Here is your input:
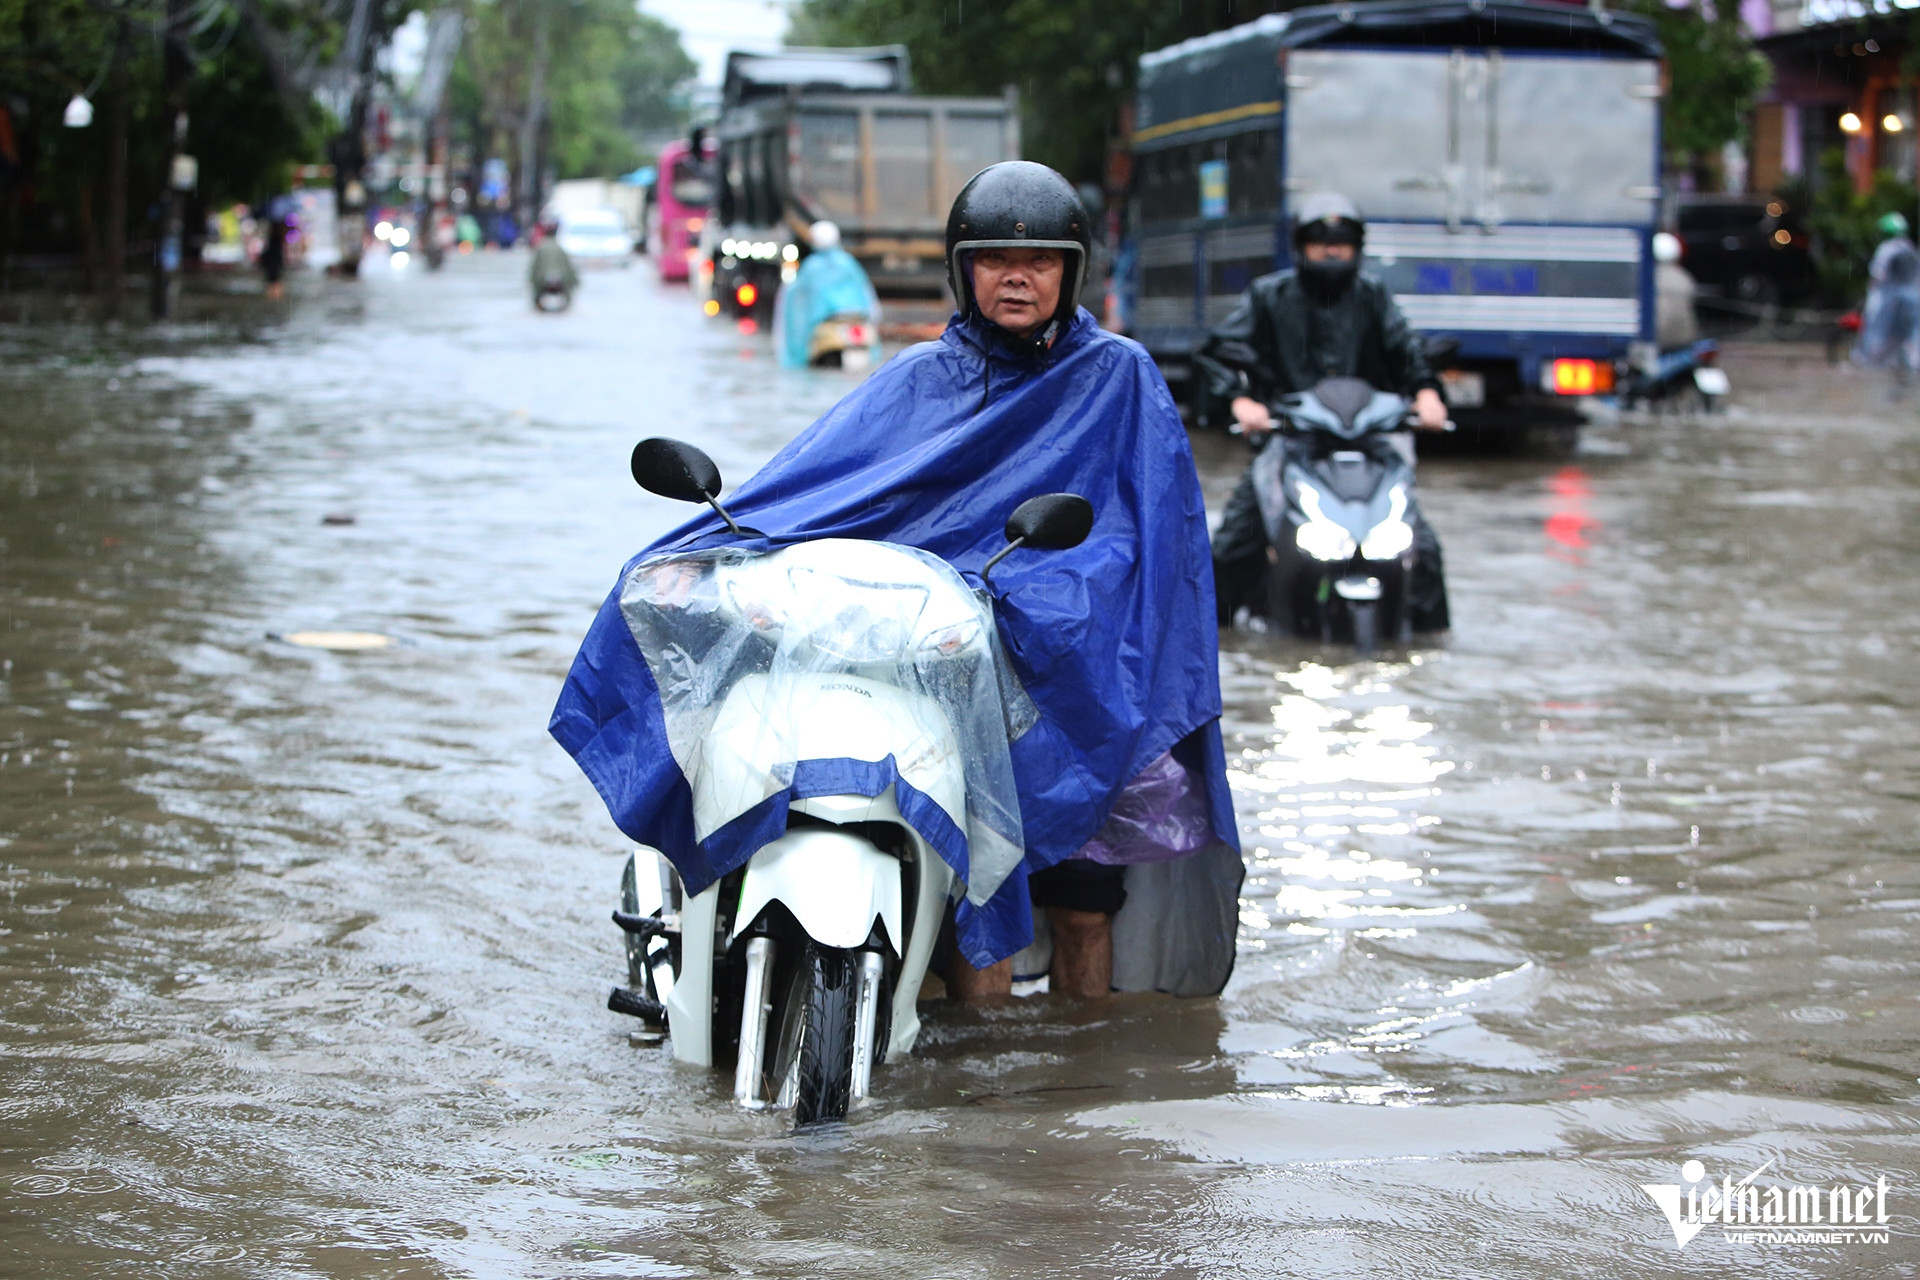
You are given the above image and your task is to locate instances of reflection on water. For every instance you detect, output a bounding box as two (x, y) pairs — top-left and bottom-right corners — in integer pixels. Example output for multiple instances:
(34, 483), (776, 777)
(3, 270), (1918, 1277)
(1544, 465), (1599, 559)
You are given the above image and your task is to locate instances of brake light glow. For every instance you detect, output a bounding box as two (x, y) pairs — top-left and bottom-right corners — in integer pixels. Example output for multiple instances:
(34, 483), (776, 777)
(736, 282), (758, 308)
(1550, 358), (1615, 396)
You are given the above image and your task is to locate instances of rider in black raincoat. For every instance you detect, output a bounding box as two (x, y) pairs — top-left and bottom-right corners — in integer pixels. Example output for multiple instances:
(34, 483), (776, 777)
(1196, 193), (1451, 632)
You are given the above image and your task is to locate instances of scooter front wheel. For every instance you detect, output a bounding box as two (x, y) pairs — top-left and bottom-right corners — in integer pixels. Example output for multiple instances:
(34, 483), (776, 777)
(1348, 601), (1378, 654)
(766, 941), (858, 1126)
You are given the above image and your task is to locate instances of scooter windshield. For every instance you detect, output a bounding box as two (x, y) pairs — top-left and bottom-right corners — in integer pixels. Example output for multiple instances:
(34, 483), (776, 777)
(617, 539), (1028, 908)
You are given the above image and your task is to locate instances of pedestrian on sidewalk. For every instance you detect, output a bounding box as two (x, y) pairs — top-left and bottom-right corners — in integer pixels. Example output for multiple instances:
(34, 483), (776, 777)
(259, 202), (288, 302)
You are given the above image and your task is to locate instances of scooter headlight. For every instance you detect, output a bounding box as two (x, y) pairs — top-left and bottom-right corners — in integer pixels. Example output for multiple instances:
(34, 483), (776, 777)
(1360, 484), (1414, 560)
(1294, 483), (1358, 562)
(812, 609), (914, 664)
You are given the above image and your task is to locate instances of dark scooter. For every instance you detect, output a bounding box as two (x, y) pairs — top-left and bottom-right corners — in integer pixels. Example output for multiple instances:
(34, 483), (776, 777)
(1246, 376), (1447, 653)
(1622, 339), (1727, 411)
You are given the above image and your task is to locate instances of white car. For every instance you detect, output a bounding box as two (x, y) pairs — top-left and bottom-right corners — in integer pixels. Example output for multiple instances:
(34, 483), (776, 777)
(553, 208), (634, 265)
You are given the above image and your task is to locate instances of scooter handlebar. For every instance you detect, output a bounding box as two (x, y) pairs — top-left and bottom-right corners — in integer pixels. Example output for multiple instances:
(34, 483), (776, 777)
(1228, 409), (1454, 438)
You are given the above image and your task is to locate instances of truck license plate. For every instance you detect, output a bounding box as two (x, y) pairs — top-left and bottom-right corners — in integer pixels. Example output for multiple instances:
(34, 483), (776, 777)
(1440, 370), (1485, 408)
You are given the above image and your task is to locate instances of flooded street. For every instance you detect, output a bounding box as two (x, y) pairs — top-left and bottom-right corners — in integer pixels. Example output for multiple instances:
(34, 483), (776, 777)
(4, 254), (1918, 1277)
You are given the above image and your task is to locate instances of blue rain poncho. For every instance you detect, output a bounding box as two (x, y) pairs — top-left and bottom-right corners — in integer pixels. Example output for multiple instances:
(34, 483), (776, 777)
(551, 308), (1240, 972)
(775, 246), (880, 369)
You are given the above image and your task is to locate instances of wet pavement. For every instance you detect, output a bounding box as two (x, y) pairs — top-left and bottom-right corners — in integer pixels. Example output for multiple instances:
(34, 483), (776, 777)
(3, 253), (1918, 1277)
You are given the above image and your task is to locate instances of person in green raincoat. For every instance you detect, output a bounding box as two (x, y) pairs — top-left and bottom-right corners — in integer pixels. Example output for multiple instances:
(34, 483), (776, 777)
(529, 216), (579, 309)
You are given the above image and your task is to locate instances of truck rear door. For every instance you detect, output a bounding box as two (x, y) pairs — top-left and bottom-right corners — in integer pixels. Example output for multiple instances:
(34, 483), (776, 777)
(1286, 48), (1659, 339)
(790, 99), (1016, 295)
(1284, 50), (1459, 224)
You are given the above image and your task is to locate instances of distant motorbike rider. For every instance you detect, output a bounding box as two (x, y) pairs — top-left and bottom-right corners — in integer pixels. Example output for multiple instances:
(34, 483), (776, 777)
(1653, 231), (1699, 351)
(529, 216), (578, 308)
(1858, 210), (1920, 384)
(775, 220), (881, 368)
(1195, 192), (1451, 632)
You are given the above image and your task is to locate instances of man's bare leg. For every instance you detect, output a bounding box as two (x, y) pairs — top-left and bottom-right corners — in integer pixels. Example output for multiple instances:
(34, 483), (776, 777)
(947, 955), (1012, 1003)
(1046, 907), (1112, 998)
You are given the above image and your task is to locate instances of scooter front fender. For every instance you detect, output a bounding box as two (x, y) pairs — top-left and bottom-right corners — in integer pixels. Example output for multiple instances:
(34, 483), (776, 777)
(663, 829), (905, 1069)
(735, 827), (904, 953)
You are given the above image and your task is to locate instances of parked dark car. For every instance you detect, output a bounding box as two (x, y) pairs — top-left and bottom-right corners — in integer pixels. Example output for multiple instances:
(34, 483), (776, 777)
(1673, 194), (1814, 307)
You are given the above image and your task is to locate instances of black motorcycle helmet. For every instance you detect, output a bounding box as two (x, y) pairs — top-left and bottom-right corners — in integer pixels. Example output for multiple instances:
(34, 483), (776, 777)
(945, 161), (1091, 332)
(1291, 191), (1365, 300)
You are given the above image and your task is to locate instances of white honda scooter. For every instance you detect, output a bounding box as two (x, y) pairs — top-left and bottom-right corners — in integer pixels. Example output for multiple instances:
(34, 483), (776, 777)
(605, 438), (1090, 1126)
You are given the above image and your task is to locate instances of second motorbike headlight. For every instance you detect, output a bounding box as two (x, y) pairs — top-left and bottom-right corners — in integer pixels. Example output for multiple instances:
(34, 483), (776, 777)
(1294, 483), (1358, 562)
(1360, 485), (1414, 560)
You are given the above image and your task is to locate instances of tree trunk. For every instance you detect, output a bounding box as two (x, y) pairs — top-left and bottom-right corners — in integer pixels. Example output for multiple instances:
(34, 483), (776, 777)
(152, 0), (192, 320)
(102, 13), (132, 321)
(516, 0), (552, 229)
(330, 0), (377, 277)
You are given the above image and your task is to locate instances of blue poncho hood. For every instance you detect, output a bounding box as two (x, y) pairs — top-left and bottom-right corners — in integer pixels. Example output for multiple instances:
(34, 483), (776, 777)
(551, 307), (1238, 965)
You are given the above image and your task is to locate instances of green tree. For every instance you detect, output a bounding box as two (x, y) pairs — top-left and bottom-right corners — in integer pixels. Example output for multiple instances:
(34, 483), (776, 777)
(1625, 0), (1771, 180)
(1783, 149), (1918, 302)
(0, 0), (399, 292)
(452, 0), (694, 216)
(548, 6), (697, 177)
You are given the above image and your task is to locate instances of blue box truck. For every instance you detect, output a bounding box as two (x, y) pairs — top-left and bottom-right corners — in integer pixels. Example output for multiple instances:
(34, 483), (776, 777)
(1128, 0), (1664, 425)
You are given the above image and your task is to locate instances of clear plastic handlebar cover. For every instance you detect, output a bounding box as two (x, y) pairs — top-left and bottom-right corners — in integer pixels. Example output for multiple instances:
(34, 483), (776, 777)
(617, 539), (1027, 907)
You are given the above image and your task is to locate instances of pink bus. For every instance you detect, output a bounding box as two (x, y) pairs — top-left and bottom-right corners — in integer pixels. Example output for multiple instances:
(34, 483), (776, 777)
(647, 136), (715, 282)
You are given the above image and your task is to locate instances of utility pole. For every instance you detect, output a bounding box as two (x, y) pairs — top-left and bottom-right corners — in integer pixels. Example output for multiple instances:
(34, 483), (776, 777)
(151, 0), (192, 320)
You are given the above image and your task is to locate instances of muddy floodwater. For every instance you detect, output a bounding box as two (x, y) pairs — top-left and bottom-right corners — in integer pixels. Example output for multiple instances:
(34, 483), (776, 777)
(3, 254), (1918, 1278)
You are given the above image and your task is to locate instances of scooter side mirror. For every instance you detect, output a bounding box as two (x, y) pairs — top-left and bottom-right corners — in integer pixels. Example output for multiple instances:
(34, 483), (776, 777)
(1004, 493), (1094, 551)
(631, 438), (722, 503)
(630, 437), (748, 537)
(981, 493), (1094, 588)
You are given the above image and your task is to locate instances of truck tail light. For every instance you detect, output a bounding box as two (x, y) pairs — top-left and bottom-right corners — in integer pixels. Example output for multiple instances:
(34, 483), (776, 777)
(1550, 358), (1615, 396)
(736, 282), (758, 308)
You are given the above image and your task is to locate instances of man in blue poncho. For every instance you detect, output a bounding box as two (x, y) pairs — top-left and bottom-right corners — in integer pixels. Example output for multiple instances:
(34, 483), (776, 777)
(551, 162), (1242, 1002)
